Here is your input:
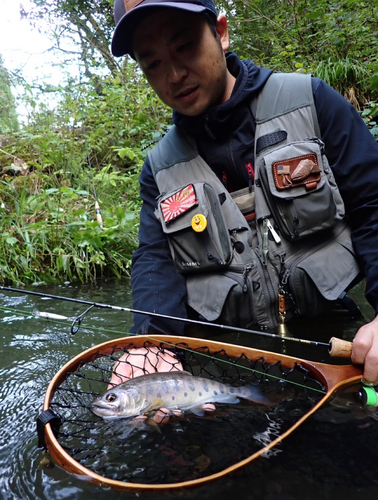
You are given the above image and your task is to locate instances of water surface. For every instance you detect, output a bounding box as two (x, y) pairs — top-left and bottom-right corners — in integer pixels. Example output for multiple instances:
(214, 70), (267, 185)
(0, 279), (377, 499)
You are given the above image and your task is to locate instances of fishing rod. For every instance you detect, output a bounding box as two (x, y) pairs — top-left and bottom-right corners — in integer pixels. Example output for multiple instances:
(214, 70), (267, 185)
(78, 79), (103, 230)
(83, 124), (103, 229)
(0, 285), (353, 357)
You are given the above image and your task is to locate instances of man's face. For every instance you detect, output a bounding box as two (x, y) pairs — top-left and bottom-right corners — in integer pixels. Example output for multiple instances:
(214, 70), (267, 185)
(133, 10), (234, 116)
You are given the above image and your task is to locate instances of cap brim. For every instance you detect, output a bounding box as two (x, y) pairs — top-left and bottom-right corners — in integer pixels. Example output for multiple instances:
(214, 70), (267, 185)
(111, 2), (206, 58)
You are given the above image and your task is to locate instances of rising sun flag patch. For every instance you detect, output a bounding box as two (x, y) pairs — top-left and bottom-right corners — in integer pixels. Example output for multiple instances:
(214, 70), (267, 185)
(161, 184), (198, 223)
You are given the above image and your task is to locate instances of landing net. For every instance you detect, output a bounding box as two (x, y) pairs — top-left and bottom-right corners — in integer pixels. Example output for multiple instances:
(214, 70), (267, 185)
(41, 335), (358, 491)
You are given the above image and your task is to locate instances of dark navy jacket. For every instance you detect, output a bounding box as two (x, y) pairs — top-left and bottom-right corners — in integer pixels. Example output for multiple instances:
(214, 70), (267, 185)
(130, 52), (378, 334)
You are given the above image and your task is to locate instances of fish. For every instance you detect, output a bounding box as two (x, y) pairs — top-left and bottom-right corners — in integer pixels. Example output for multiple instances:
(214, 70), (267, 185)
(91, 370), (269, 420)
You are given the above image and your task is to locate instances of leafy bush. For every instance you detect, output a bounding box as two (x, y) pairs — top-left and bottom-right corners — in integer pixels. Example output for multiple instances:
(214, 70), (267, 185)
(1, 0), (378, 283)
(0, 69), (172, 284)
(360, 101), (378, 142)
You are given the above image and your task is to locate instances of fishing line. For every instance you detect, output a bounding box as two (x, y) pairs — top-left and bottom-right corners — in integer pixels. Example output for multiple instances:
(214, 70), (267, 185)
(0, 286), (356, 395)
(3, 304), (318, 390)
(0, 293), (331, 394)
(40, 333), (362, 491)
(0, 286), (331, 349)
(140, 338), (328, 395)
(0, 305), (130, 337)
(0, 301), (326, 395)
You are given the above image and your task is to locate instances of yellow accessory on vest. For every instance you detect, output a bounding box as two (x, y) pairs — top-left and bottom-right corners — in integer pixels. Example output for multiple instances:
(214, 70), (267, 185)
(191, 214), (207, 232)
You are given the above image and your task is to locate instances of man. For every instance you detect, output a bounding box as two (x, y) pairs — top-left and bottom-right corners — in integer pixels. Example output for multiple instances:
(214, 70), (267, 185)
(111, 0), (378, 384)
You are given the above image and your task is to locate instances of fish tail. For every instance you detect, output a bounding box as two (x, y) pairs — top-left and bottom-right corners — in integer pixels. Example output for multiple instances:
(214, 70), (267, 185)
(239, 384), (271, 406)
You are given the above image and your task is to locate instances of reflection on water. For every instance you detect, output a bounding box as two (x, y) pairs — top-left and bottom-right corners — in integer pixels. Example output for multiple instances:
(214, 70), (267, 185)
(0, 279), (378, 500)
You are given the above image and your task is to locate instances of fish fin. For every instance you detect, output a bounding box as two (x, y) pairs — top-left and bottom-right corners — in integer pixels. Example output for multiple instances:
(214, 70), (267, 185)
(188, 405), (206, 417)
(241, 385), (271, 406)
(144, 398), (164, 413)
(188, 402), (221, 416)
(218, 396), (240, 405)
(145, 418), (162, 433)
(189, 398), (241, 415)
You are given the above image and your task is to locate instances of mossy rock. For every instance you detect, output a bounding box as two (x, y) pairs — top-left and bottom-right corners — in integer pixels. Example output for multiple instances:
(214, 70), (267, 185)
(10, 173), (46, 195)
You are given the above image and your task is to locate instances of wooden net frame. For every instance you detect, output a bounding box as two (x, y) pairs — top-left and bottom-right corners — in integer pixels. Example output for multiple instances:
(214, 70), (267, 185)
(41, 334), (362, 491)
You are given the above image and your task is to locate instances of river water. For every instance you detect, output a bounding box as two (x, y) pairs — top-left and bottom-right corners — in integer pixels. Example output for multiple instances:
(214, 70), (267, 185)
(1, 278), (378, 500)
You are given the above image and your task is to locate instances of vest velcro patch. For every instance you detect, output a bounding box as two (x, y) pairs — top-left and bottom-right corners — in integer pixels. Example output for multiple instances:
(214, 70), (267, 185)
(273, 153), (321, 190)
(160, 184), (198, 223)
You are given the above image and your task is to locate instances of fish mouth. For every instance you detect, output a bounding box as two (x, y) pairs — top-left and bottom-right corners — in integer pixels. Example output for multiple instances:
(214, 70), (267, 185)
(91, 405), (136, 421)
(91, 402), (119, 417)
(91, 401), (136, 420)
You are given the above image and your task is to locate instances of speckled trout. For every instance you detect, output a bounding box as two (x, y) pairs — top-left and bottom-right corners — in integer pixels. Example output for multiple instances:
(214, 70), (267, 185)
(91, 371), (269, 420)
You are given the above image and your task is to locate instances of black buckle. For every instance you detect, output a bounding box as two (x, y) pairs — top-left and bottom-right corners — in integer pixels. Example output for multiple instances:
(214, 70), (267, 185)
(37, 409), (62, 449)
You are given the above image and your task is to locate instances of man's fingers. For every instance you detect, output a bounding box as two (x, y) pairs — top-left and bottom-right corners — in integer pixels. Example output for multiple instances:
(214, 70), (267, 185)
(362, 347), (378, 384)
(353, 317), (378, 383)
(202, 403), (216, 412)
(152, 408), (171, 423)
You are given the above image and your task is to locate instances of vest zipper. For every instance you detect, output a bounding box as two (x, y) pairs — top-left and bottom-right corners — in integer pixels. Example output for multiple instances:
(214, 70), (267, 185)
(278, 226), (335, 311)
(206, 252), (227, 266)
(242, 264), (252, 292)
(257, 223), (280, 325)
(288, 200), (300, 239)
(260, 251), (279, 325)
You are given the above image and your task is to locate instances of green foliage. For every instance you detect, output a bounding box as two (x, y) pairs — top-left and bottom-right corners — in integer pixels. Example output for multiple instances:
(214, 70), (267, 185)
(217, 0), (378, 103)
(312, 57), (372, 106)
(2, 0), (378, 284)
(360, 101), (378, 142)
(0, 175), (138, 284)
(27, 0), (119, 77)
(0, 56), (19, 134)
(0, 68), (172, 285)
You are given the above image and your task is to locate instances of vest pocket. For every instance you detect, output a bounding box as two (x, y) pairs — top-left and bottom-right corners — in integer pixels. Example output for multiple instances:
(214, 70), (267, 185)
(286, 225), (361, 316)
(186, 253), (279, 329)
(155, 182), (233, 273)
(258, 139), (345, 240)
(186, 271), (254, 325)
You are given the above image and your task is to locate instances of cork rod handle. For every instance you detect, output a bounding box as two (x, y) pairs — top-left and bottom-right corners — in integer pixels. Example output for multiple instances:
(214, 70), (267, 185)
(328, 337), (353, 358)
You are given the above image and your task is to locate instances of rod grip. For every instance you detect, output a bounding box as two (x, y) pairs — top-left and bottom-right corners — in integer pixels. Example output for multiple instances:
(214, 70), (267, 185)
(95, 201), (103, 228)
(328, 337), (353, 358)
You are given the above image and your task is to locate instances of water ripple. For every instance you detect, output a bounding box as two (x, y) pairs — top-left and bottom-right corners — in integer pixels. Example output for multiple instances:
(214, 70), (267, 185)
(1, 280), (377, 500)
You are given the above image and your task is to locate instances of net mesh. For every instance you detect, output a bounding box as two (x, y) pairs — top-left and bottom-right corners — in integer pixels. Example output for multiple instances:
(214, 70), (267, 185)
(48, 339), (325, 485)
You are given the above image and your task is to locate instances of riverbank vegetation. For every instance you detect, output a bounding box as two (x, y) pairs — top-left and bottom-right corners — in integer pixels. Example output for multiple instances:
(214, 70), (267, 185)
(1, 0), (378, 284)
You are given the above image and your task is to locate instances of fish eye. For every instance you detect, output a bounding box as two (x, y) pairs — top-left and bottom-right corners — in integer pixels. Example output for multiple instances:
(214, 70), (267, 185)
(106, 393), (117, 403)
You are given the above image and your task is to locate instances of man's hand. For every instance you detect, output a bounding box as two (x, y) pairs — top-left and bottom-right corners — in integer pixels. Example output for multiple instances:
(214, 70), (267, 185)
(108, 346), (183, 387)
(352, 315), (378, 383)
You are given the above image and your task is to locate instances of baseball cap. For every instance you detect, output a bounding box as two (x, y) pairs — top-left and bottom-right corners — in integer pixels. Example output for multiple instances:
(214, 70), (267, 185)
(111, 0), (218, 58)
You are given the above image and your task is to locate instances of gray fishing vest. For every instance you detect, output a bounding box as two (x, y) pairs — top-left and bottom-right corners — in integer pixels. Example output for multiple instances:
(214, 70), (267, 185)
(148, 73), (361, 329)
